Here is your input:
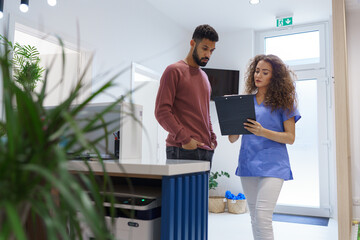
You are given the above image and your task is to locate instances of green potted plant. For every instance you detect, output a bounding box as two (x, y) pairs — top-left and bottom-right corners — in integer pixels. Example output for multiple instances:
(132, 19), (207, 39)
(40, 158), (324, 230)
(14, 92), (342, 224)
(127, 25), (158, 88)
(209, 171), (230, 213)
(0, 35), (45, 138)
(0, 36), (133, 239)
(209, 171), (230, 191)
(0, 34), (45, 92)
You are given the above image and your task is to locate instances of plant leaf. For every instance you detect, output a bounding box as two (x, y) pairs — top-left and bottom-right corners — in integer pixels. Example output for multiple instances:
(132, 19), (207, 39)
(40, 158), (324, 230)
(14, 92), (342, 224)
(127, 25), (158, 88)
(4, 202), (27, 240)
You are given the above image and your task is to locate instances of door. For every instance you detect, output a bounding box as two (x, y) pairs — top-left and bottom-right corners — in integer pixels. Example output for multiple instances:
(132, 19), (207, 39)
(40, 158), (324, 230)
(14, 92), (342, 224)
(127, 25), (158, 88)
(256, 23), (333, 217)
(131, 63), (165, 163)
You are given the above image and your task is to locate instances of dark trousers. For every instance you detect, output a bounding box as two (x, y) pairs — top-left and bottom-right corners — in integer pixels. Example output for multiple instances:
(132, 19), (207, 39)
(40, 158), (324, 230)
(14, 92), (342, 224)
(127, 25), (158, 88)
(166, 146), (214, 168)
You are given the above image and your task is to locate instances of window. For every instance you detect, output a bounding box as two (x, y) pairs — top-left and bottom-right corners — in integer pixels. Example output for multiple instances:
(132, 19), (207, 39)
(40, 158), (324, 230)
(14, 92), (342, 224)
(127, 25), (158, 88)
(256, 24), (326, 71)
(265, 31), (320, 66)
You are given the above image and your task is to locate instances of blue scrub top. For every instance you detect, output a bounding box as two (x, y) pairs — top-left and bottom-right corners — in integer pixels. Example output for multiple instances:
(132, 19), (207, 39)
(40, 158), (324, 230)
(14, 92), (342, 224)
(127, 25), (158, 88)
(235, 95), (301, 181)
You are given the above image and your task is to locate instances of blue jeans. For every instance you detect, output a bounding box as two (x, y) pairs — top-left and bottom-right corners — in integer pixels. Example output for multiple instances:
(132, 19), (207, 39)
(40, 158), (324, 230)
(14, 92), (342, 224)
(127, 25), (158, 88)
(166, 146), (214, 168)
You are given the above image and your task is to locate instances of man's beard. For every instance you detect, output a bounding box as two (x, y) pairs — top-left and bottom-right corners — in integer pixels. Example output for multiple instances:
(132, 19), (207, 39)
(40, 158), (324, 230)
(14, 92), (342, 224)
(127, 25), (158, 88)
(192, 45), (209, 67)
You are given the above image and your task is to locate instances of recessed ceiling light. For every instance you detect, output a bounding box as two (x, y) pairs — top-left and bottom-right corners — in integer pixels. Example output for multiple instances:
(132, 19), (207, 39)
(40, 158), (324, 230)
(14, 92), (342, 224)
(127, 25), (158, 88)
(0, 0), (3, 19)
(48, 0), (57, 7)
(20, 0), (29, 13)
(249, 0), (260, 5)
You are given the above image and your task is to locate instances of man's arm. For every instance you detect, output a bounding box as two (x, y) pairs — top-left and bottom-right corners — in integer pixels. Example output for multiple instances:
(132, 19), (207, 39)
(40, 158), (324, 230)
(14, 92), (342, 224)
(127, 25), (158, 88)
(154, 66), (191, 145)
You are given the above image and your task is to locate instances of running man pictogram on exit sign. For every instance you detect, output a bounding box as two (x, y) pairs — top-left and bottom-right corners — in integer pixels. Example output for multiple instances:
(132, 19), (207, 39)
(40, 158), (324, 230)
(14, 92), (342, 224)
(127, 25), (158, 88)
(276, 16), (293, 27)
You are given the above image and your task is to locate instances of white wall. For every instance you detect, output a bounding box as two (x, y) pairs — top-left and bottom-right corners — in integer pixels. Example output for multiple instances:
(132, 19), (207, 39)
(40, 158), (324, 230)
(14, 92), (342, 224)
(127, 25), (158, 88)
(206, 30), (255, 197)
(346, 8), (360, 220)
(0, 0), (189, 104)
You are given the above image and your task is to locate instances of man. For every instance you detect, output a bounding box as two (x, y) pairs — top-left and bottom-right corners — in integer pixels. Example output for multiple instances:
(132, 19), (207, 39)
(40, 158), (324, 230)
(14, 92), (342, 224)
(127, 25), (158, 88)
(155, 24), (219, 166)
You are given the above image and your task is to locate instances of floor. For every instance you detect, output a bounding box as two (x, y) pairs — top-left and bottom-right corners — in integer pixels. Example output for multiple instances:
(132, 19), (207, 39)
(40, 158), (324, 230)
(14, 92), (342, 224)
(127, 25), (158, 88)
(208, 212), (338, 240)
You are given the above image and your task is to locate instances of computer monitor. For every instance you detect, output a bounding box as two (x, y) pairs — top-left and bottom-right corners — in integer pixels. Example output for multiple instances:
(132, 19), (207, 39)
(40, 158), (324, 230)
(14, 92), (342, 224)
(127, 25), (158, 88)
(57, 102), (143, 160)
(202, 68), (240, 101)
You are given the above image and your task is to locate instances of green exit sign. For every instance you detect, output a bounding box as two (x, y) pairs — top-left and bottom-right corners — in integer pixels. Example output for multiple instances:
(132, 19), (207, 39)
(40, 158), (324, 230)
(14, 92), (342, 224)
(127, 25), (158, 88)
(276, 17), (293, 27)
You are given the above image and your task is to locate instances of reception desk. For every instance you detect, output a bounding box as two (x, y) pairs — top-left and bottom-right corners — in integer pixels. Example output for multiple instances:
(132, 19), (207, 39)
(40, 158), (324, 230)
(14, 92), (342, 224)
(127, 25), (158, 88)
(68, 159), (210, 240)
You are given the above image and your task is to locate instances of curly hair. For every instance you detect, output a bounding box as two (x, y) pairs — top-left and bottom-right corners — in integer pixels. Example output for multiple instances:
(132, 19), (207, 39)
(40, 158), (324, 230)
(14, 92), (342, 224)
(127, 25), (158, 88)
(244, 54), (297, 112)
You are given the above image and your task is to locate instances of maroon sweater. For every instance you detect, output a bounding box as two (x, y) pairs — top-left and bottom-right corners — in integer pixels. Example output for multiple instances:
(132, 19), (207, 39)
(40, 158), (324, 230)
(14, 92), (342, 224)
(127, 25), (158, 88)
(155, 60), (217, 150)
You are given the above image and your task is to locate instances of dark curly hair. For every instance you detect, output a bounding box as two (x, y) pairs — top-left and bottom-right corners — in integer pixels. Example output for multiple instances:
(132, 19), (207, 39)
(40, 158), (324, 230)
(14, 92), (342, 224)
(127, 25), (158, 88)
(192, 24), (219, 43)
(244, 54), (297, 112)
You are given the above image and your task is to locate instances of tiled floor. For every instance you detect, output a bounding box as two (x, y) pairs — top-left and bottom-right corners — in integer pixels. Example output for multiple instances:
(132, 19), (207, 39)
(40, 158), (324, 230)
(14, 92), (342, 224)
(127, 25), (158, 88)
(208, 212), (338, 240)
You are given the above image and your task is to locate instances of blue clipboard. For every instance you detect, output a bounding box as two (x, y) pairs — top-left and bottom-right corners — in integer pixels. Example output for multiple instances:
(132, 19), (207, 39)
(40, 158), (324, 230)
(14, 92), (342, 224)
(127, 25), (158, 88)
(214, 94), (256, 135)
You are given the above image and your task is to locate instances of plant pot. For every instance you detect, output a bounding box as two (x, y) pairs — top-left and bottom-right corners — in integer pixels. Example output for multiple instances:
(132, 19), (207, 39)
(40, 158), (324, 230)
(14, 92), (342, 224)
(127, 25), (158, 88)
(227, 199), (246, 214)
(209, 196), (226, 213)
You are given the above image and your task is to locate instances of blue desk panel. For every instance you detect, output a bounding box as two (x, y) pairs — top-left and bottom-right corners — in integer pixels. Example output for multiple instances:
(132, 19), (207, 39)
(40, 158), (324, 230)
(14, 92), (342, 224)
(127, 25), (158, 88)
(161, 172), (209, 240)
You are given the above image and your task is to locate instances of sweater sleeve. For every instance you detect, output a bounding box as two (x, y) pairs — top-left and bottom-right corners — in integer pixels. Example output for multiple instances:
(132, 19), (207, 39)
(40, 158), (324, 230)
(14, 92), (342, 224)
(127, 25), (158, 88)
(154, 66), (192, 145)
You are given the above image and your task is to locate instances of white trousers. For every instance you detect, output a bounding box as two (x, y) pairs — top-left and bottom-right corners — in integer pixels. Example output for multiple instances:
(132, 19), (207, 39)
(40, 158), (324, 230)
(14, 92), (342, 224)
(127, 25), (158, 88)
(240, 177), (284, 240)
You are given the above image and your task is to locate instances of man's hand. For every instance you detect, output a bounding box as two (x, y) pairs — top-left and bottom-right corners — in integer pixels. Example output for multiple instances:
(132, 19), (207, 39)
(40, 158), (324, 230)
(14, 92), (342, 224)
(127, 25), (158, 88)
(211, 142), (216, 150)
(182, 138), (205, 150)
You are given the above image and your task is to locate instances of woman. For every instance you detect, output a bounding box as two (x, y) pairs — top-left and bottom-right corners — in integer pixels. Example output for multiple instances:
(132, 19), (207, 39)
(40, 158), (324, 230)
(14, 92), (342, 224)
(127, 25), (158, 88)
(229, 54), (301, 240)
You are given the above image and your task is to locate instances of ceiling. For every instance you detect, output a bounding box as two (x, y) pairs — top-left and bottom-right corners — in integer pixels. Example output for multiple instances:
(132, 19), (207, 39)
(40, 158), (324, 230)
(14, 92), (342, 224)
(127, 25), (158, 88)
(144, 0), (358, 32)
